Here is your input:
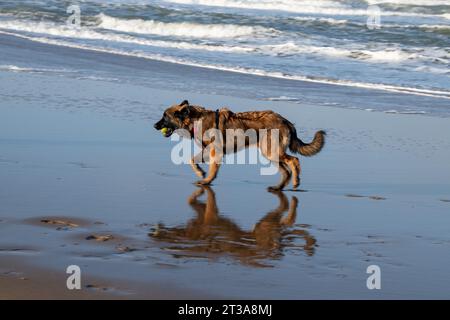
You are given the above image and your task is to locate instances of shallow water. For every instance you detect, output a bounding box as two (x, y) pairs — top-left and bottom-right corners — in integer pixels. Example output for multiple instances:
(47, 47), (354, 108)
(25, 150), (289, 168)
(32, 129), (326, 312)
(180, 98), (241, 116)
(0, 0), (449, 115)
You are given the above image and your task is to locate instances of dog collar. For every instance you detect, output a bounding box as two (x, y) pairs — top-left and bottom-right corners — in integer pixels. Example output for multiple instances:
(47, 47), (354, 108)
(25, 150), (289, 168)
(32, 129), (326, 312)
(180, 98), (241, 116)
(215, 109), (220, 129)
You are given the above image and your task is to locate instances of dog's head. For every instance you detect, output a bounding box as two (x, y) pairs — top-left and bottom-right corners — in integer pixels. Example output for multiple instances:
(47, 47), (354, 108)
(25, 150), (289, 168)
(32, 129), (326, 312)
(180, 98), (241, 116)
(154, 100), (194, 138)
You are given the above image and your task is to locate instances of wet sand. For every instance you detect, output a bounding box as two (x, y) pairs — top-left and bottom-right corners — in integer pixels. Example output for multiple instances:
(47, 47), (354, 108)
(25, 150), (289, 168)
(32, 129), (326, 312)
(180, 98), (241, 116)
(0, 256), (218, 299)
(1, 70), (450, 299)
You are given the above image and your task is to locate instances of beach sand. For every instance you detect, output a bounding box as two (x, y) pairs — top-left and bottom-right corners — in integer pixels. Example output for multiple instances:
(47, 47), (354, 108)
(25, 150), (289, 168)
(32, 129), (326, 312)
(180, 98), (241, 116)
(0, 256), (217, 299)
(1, 39), (450, 299)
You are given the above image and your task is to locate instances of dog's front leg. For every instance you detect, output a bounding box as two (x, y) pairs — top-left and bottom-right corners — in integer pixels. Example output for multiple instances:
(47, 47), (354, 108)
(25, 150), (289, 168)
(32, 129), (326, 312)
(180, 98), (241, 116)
(190, 151), (206, 178)
(196, 148), (221, 185)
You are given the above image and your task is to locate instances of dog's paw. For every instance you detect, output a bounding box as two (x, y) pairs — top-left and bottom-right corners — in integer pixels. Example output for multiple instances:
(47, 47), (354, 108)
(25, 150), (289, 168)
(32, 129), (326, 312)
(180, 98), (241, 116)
(267, 186), (283, 192)
(195, 180), (211, 186)
(292, 178), (301, 190)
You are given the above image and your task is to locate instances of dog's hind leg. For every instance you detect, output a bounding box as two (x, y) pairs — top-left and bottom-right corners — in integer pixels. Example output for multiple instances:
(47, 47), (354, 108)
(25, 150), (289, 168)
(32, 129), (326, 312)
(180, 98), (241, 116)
(190, 152), (206, 178)
(267, 162), (291, 192)
(282, 155), (301, 189)
(260, 135), (291, 191)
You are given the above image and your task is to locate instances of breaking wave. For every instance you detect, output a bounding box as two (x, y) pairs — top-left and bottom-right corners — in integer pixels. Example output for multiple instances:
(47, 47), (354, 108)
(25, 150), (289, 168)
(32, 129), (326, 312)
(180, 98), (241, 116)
(96, 13), (268, 38)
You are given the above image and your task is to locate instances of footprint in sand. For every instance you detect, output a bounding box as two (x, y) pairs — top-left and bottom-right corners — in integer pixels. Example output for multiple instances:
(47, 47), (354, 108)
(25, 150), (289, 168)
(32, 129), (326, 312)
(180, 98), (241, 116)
(68, 161), (97, 169)
(85, 234), (114, 242)
(346, 194), (365, 198)
(0, 247), (39, 255)
(345, 194), (386, 200)
(368, 196), (386, 200)
(115, 245), (136, 253)
(85, 284), (111, 292)
(85, 284), (131, 296)
(26, 217), (95, 231)
(40, 219), (79, 228)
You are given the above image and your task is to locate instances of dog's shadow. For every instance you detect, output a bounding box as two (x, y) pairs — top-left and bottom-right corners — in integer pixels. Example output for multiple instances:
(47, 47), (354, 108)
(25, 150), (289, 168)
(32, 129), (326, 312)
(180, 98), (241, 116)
(149, 186), (317, 267)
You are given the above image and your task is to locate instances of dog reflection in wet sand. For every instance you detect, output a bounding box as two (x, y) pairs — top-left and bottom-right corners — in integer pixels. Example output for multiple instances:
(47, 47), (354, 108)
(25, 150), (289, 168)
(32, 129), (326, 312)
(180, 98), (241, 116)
(149, 186), (316, 267)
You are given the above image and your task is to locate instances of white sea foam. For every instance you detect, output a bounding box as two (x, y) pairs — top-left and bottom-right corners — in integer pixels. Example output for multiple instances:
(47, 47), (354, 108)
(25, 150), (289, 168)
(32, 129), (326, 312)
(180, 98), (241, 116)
(418, 24), (450, 30)
(262, 42), (416, 63)
(2, 28), (449, 101)
(6, 17), (444, 66)
(292, 17), (450, 31)
(382, 23), (450, 30)
(384, 109), (427, 115)
(164, 0), (445, 17)
(6, 17), (443, 66)
(0, 19), (253, 53)
(0, 64), (33, 72)
(367, 0), (450, 5)
(97, 13), (267, 38)
(165, 0), (368, 15)
(76, 76), (119, 82)
(265, 41), (449, 66)
(358, 49), (414, 62)
(414, 66), (449, 75)
(264, 96), (300, 101)
(0, 64), (74, 73)
(294, 16), (348, 25)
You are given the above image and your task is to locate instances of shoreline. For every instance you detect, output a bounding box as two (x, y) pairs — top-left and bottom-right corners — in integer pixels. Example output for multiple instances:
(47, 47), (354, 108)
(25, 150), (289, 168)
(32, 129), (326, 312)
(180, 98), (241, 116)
(3, 29), (449, 102)
(1, 31), (449, 118)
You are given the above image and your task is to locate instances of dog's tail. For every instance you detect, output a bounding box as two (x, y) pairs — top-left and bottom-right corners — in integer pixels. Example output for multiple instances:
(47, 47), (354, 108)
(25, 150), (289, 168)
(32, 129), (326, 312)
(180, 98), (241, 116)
(288, 123), (326, 157)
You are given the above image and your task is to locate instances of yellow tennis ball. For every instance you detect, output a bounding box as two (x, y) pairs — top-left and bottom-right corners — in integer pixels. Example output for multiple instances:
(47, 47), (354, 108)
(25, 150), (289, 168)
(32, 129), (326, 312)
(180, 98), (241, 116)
(161, 127), (168, 135)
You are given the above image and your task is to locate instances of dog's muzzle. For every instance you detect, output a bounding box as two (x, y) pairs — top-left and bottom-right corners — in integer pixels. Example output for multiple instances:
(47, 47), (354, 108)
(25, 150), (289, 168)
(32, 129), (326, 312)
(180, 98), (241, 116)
(154, 121), (174, 137)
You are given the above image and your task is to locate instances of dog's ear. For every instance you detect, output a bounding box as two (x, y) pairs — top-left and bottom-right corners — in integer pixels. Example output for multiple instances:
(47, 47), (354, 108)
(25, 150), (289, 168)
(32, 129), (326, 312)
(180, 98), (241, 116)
(175, 104), (191, 119)
(180, 100), (189, 106)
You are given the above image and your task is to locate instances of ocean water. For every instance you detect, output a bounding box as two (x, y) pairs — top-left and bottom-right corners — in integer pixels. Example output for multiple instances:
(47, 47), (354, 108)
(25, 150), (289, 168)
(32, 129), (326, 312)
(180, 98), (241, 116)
(0, 0), (449, 115)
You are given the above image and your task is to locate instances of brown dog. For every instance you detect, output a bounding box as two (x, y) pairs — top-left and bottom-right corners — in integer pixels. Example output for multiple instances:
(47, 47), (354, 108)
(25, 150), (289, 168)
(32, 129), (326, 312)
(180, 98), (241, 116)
(154, 100), (325, 190)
